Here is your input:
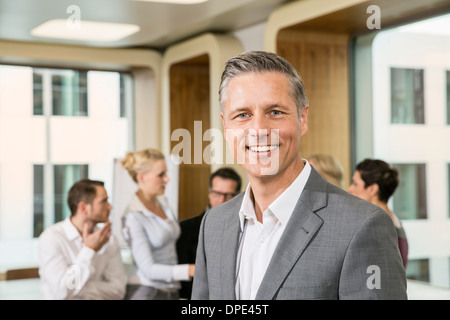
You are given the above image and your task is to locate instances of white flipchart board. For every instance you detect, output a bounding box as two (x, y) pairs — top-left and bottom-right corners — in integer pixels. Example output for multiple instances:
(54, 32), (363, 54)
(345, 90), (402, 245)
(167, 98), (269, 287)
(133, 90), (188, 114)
(111, 156), (179, 248)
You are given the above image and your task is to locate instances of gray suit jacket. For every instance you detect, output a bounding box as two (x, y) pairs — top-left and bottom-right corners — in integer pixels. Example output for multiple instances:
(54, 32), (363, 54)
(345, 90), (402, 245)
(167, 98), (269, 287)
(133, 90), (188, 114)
(191, 168), (407, 300)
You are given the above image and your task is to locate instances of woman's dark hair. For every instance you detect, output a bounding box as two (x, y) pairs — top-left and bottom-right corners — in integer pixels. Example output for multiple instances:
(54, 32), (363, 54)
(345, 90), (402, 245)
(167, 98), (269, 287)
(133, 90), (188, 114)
(356, 159), (399, 203)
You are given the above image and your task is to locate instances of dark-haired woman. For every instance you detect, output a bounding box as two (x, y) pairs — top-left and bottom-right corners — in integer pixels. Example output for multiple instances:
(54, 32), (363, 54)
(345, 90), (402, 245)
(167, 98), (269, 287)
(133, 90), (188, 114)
(348, 159), (408, 269)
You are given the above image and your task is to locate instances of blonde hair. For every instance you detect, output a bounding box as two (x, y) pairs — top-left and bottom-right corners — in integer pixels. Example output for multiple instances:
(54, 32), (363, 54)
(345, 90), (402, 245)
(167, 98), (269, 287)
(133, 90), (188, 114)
(121, 148), (165, 183)
(308, 154), (344, 188)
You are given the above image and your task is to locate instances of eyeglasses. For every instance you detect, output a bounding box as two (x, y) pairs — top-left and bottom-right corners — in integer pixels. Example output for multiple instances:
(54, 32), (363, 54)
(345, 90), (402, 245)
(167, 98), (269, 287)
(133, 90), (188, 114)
(209, 190), (237, 200)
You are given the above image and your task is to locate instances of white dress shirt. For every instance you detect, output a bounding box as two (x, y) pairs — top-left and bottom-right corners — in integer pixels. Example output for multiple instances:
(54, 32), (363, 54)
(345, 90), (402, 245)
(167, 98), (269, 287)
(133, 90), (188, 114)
(38, 217), (127, 300)
(122, 195), (190, 291)
(236, 160), (311, 300)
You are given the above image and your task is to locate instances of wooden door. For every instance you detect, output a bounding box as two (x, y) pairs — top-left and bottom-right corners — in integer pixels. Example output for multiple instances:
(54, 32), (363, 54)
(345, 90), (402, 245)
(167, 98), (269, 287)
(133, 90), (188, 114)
(169, 54), (211, 221)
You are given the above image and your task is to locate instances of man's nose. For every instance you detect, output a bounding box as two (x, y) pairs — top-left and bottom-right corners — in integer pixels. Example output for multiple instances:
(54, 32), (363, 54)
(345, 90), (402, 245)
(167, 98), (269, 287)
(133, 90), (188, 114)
(252, 112), (271, 131)
(247, 114), (274, 145)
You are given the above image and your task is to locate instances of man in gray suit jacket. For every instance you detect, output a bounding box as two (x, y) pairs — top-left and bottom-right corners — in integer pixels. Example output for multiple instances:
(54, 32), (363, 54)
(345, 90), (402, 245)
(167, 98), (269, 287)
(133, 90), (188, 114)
(192, 51), (407, 300)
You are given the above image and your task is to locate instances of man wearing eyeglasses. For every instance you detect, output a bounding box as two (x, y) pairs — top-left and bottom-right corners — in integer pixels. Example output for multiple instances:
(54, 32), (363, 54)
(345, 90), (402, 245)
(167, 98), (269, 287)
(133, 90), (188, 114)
(176, 167), (242, 299)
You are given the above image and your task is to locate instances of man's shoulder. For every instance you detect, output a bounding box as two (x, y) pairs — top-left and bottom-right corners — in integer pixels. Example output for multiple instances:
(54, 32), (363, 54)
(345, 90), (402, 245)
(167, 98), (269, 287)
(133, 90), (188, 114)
(330, 185), (382, 215)
(318, 182), (392, 234)
(305, 172), (387, 226)
(39, 220), (66, 240)
(209, 192), (244, 214)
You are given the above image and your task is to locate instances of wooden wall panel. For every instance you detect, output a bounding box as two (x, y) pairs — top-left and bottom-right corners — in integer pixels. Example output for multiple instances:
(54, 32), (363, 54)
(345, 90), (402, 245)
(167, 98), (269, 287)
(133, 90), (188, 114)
(277, 30), (351, 187)
(169, 55), (211, 221)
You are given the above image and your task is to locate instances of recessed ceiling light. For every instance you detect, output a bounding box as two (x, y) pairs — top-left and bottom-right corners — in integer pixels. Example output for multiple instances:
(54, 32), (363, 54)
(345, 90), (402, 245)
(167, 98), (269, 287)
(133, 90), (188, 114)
(134, 0), (208, 4)
(31, 19), (140, 42)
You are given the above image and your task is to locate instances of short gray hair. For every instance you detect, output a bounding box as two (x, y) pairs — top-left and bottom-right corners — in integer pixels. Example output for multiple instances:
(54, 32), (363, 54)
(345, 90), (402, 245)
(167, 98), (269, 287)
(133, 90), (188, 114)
(219, 51), (308, 115)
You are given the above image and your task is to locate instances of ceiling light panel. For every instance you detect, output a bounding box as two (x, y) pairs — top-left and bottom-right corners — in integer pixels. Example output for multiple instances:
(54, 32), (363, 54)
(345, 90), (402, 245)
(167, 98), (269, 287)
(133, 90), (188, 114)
(31, 19), (140, 42)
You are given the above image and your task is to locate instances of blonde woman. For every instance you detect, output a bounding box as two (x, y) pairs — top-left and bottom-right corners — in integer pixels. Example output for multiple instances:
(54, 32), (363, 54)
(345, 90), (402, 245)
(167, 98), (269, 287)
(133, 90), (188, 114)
(308, 154), (344, 188)
(121, 148), (194, 300)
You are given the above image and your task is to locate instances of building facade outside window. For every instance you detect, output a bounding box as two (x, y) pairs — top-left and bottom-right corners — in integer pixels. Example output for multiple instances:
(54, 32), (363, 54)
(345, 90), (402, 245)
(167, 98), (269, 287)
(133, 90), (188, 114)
(0, 65), (133, 270)
(354, 14), (450, 288)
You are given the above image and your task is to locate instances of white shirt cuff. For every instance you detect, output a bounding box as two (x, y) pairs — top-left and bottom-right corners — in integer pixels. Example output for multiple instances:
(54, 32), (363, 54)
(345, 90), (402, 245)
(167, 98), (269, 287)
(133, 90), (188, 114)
(172, 264), (190, 281)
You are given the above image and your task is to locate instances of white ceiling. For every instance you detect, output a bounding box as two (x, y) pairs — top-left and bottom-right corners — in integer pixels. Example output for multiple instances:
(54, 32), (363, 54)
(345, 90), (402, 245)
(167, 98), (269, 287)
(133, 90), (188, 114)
(0, 0), (292, 50)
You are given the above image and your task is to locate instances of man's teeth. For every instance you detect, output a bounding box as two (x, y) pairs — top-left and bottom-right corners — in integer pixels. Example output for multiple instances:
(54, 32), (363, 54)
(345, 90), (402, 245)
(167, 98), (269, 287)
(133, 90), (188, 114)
(249, 145), (278, 152)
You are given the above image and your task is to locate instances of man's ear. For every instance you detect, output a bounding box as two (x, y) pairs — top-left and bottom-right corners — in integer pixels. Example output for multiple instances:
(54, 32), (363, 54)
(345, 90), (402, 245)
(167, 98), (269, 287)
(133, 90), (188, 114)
(300, 105), (309, 136)
(221, 112), (229, 140)
(220, 112), (225, 128)
(77, 201), (88, 215)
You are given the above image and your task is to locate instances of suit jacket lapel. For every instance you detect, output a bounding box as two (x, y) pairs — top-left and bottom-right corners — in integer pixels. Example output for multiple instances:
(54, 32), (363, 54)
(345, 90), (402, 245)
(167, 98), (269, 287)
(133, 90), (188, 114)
(220, 193), (244, 299)
(255, 169), (327, 300)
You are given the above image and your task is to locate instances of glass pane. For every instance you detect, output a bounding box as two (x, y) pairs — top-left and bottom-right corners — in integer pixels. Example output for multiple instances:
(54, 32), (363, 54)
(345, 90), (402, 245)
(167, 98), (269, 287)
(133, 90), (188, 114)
(391, 68), (425, 124)
(52, 71), (88, 116)
(33, 72), (44, 115)
(120, 74), (126, 118)
(78, 71), (88, 116)
(392, 163), (427, 219)
(406, 259), (430, 282)
(33, 165), (44, 237)
(53, 164), (89, 223)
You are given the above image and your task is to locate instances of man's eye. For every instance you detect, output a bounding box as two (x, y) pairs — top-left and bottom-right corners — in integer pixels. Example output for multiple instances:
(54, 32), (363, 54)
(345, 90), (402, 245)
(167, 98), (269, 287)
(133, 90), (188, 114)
(237, 113), (249, 118)
(271, 110), (282, 115)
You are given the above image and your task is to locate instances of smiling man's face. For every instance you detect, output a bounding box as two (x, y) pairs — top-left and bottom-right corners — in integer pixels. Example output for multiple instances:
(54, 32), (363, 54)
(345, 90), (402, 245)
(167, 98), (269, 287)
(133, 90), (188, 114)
(221, 71), (308, 180)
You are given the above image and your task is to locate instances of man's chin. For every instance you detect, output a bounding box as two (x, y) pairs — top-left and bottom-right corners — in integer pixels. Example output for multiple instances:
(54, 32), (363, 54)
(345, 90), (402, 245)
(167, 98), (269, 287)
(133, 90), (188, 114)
(241, 162), (280, 178)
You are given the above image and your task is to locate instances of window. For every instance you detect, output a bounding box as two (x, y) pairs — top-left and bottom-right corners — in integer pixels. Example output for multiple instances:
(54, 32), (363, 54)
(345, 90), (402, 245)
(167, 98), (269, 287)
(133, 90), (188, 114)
(120, 74), (127, 118)
(0, 65), (133, 268)
(406, 259), (430, 283)
(392, 163), (427, 219)
(33, 73), (44, 115)
(391, 68), (425, 124)
(33, 69), (88, 116)
(52, 71), (88, 116)
(33, 164), (88, 237)
(33, 165), (44, 238)
(53, 164), (89, 224)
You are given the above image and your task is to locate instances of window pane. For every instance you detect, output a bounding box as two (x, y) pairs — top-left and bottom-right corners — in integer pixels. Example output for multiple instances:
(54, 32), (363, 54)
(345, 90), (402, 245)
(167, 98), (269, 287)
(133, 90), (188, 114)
(406, 259), (430, 282)
(392, 163), (427, 219)
(33, 72), (44, 115)
(120, 74), (126, 118)
(391, 68), (425, 124)
(53, 164), (88, 223)
(33, 165), (44, 237)
(52, 71), (88, 116)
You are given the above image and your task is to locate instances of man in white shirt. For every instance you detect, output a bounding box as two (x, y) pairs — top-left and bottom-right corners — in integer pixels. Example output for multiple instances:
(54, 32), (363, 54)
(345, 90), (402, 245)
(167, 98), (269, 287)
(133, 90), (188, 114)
(192, 51), (407, 300)
(38, 179), (127, 300)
